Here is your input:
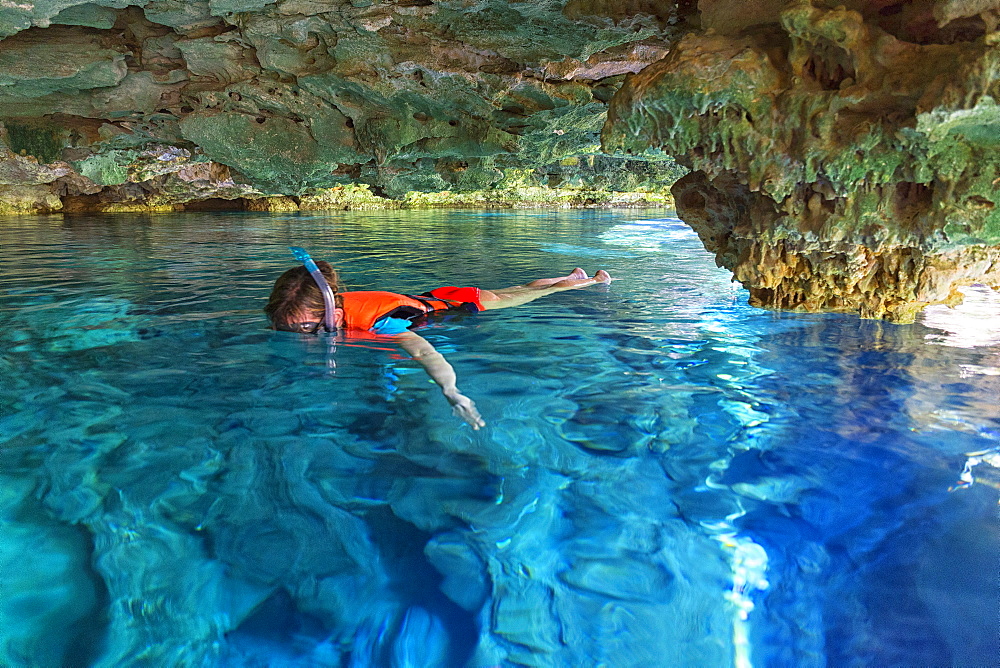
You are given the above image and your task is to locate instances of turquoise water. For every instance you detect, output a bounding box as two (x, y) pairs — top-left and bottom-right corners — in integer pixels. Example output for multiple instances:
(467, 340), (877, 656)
(1, 210), (998, 667)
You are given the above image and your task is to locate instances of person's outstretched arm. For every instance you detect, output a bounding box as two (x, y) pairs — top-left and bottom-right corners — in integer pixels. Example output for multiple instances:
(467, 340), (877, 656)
(393, 330), (485, 430)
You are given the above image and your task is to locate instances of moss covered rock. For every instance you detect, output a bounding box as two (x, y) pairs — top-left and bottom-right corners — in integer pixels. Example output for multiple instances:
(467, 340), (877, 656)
(605, 0), (1000, 321)
(0, 0), (690, 215)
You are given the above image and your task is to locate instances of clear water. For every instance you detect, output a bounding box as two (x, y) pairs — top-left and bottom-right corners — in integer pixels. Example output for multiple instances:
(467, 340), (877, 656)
(1, 210), (998, 667)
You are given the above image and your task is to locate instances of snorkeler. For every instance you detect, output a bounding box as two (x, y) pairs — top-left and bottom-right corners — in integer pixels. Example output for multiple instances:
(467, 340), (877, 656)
(266, 247), (612, 429)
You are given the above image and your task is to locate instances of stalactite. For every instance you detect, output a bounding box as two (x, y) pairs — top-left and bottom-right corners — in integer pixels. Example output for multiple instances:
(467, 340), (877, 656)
(604, 1), (1000, 321)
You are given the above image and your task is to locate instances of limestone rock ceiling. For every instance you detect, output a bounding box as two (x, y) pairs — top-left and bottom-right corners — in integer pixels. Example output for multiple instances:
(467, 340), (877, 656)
(606, 0), (1000, 321)
(0, 0), (692, 205)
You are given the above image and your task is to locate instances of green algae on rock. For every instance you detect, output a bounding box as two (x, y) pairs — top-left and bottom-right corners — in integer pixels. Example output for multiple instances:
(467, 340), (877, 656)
(604, 0), (1000, 322)
(0, 0), (688, 216)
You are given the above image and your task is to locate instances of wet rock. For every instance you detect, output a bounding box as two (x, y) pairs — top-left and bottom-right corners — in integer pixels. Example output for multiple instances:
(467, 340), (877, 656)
(425, 533), (488, 611)
(558, 557), (674, 601)
(0, 476), (105, 668)
(605, 1), (1000, 321)
(672, 170), (1000, 322)
(491, 579), (561, 654)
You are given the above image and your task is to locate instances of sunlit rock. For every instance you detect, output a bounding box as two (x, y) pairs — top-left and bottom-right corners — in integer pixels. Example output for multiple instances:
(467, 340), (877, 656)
(605, 0), (1000, 321)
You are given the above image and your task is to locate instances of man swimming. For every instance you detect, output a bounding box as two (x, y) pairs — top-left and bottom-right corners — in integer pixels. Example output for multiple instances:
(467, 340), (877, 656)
(266, 247), (612, 429)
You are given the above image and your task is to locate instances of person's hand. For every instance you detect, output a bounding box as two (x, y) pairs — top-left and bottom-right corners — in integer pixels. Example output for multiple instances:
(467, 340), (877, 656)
(445, 390), (485, 430)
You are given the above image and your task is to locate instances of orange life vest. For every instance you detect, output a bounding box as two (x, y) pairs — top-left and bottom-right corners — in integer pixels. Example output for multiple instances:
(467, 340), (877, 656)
(339, 291), (458, 331)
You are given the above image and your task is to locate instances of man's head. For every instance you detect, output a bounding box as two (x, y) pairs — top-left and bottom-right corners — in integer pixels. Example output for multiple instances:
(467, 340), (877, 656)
(265, 261), (342, 332)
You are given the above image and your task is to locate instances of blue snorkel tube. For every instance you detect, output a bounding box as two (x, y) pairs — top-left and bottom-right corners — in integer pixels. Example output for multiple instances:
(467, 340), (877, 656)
(289, 246), (337, 332)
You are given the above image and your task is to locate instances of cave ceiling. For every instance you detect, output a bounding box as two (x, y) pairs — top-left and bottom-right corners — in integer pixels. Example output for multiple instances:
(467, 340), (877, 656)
(0, 0), (695, 204)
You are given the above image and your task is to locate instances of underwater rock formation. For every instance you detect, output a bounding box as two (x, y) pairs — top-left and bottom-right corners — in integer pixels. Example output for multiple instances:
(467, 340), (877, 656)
(605, 0), (1000, 321)
(0, 0), (689, 212)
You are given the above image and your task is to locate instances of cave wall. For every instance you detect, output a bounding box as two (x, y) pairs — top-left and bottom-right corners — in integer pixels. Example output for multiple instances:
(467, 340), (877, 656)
(0, 0), (692, 212)
(604, 0), (1000, 322)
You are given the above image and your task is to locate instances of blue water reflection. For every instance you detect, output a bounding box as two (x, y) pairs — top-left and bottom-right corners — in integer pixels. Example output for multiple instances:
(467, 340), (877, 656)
(0, 210), (997, 666)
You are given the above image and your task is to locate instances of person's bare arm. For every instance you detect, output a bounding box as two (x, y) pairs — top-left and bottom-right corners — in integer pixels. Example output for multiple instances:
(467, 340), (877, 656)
(394, 330), (485, 429)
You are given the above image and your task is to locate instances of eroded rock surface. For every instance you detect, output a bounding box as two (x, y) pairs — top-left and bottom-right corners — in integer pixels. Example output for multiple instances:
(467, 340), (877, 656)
(605, 0), (1000, 321)
(0, 0), (690, 212)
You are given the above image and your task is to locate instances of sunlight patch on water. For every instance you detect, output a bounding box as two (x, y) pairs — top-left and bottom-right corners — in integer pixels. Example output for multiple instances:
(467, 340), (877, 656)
(951, 448), (1000, 502)
(598, 217), (700, 251)
(922, 284), (1000, 348)
(537, 242), (631, 258)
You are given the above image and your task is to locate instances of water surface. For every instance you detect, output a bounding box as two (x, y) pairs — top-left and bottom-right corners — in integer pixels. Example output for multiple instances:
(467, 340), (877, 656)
(1, 210), (997, 667)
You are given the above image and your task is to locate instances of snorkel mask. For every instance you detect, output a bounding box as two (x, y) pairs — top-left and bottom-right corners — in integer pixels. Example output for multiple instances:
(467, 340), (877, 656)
(289, 246), (337, 332)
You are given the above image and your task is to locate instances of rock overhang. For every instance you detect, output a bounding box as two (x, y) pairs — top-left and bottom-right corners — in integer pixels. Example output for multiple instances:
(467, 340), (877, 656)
(604, 0), (1000, 321)
(0, 0), (691, 208)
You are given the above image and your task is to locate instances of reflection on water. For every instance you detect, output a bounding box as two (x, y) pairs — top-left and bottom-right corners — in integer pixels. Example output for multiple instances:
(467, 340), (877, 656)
(923, 284), (1000, 350)
(0, 210), (998, 667)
